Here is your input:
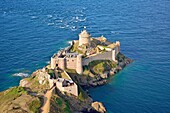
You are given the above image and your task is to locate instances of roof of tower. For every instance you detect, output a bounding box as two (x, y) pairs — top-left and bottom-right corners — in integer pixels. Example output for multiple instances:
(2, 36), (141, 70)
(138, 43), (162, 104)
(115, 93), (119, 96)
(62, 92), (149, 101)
(79, 30), (90, 38)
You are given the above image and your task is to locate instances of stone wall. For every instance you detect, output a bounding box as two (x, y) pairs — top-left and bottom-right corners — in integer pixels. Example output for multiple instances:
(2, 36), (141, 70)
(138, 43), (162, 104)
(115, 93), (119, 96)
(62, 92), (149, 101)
(65, 58), (77, 69)
(82, 50), (116, 66)
(58, 58), (65, 70)
(63, 84), (78, 96)
(76, 54), (83, 74)
(48, 71), (78, 96)
(115, 46), (119, 55)
(51, 57), (58, 69)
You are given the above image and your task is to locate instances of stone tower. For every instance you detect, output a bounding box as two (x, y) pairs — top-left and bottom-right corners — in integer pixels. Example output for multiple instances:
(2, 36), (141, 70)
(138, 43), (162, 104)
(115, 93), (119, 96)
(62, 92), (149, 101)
(79, 30), (91, 46)
(58, 58), (65, 70)
(116, 41), (120, 52)
(114, 41), (120, 55)
(112, 49), (116, 61)
(51, 57), (56, 69)
(76, 54), (83, 75)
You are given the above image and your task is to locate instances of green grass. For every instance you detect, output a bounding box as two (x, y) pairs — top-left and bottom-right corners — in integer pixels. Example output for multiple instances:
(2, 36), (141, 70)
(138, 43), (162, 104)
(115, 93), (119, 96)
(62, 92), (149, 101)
(55, 97), (63, 107)
(70, 41), (86, 55)
(70, 41), (79, 52)
(89, 60), (117, 75)
(29, 98), (41, 113)
(65, 69), (77, 74)
(64, 100), (71, 113)
(60, 72), (70, 79)
(48, 69), (54, 76)
(23, 73), (49, 92)
(54, 96), (71, 113)
(0, 86), (27, 104)
(78, 85), (88, 101)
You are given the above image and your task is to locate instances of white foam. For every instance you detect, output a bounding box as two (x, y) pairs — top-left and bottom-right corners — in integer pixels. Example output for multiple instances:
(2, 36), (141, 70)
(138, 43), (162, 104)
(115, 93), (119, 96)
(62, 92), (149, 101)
(48, 23), (55, 26)
(70, 26), (77, 31)
(59, 26), (65, 29)
(31, 16), (38, 19)
(78, 17), (86, 22)
(111, 31), (114, 33)
(13, 73), (29, 77)
(65, 24), (69, 27)
(47, 15), (53, 18)
(67, 41), (72, 44)
(46, 61), (50, 64)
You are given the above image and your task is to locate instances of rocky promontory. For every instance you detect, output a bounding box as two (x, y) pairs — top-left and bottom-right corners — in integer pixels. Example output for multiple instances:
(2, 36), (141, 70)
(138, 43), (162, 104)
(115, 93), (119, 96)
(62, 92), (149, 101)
(0, 30), (133, 113)
(0, 52), (132, 113)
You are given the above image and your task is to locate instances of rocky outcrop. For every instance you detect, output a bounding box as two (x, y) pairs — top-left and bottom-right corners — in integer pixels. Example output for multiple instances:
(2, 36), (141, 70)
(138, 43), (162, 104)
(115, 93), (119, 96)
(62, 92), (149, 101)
(20, 79), (30, 87)
(100, 71), (109, 79)
(89, 79), (107, 87)
(20, 69), (49, 87)
(37, 71), (49, 85)
(91, 101), (106, 113)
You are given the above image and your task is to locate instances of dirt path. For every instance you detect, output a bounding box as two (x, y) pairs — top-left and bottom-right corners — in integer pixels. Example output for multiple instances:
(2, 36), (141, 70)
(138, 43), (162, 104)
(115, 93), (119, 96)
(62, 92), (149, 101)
(41, 87), (55, 113)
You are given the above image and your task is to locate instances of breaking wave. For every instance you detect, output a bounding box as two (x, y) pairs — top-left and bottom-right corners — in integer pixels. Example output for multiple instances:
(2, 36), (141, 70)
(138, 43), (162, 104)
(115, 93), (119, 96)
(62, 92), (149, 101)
(12, 73), (29, 77)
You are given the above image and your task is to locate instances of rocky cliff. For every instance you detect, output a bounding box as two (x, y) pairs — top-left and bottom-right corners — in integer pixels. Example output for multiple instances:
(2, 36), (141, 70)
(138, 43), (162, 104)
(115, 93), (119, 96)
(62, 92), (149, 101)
(0, 52), (132, 113)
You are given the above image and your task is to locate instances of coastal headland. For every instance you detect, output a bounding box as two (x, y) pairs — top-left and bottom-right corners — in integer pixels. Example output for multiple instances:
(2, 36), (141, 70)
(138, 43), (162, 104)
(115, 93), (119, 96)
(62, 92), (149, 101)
(0, 30), (132, 113)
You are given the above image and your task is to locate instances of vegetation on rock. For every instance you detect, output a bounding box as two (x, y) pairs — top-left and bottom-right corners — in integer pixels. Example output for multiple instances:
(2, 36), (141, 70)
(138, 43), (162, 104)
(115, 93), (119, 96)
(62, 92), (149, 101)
(89, 60), (117, 75)
(50, 95), (71, 113)
(29, 98), (41, 113)
(0, 86), (41, 113)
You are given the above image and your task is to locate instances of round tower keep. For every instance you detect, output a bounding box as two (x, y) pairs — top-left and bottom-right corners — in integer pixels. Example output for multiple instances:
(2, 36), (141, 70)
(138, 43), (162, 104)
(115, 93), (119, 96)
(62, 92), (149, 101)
(78, 30), (91, 46)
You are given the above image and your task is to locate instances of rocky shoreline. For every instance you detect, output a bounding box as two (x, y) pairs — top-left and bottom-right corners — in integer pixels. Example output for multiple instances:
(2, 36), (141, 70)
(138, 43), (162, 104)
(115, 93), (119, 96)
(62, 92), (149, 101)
(76, 52), (133, 89)
(0, 28), (133, 113)
(0, 51), (132, 113)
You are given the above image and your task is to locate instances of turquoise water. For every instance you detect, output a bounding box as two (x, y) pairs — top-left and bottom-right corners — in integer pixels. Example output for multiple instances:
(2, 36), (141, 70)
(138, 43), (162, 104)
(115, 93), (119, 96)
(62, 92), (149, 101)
(0, 0), (170, 112)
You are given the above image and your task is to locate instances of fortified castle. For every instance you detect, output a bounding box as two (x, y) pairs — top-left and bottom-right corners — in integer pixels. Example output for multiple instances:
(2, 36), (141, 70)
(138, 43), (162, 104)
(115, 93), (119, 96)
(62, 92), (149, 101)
(51, 30), (120, 74)
(49, 30), (120, 96)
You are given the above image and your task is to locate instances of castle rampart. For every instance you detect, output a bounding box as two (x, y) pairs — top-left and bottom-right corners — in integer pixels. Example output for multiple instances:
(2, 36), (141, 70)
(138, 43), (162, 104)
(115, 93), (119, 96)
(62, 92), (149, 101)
(50, 30), (120, 74)
(58, 58), (65, 70)
(49, 30), (121, 97)
(82, 49), (116, 66)
(65, 57), (77, 69)
(76, 54), (83, 75)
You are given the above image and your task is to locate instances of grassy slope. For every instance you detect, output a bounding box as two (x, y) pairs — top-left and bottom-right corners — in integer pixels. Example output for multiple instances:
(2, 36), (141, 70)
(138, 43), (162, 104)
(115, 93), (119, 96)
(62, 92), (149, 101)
(88, 60), (117, 75)
(50, 94), (72, 113)
(65, 69), (89, 101)
(23, 74), (49, 93)
(0, 86), (41, 113)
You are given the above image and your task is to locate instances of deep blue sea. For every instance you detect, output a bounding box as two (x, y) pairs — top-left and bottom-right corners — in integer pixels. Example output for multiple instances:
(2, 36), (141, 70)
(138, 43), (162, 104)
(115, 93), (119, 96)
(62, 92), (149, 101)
(0, 0), (170, 112)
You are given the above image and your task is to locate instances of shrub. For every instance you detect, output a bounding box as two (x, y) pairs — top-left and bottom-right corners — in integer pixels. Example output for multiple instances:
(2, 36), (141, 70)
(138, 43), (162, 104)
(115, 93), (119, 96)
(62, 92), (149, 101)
(29, 98), (41, 113)
(55, 98), (62, 107)
(64, 100), (71, 113)
(78, 85), (88, 101)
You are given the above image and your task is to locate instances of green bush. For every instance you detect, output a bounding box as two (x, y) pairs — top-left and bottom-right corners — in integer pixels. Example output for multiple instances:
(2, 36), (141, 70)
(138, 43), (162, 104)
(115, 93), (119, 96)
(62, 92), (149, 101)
(0, 86), (27, 103)
(78, 85), (88, 101)
(55, 98), (62, 107)
(29, 99), (41, 113)
(64, 100), (71, 113)
(89, 60), (117, 74)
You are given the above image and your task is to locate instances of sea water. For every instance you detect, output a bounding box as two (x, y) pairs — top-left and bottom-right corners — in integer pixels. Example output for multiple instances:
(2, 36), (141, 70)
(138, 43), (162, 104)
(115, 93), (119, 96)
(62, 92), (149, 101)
(0, 0), (170, 112)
